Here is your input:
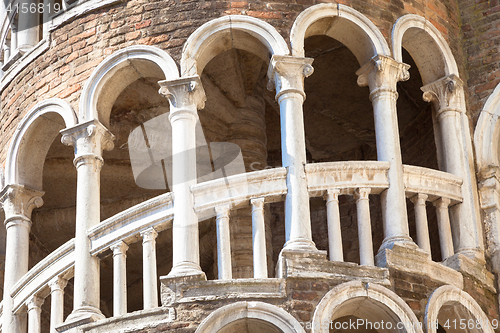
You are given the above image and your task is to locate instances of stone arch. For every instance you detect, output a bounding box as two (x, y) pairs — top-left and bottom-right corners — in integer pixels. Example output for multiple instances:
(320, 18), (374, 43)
(194, 301), (306, 333)
(312, 281), (423, 333)
(5, 99), (77, 190)
(290, 3), (390, 65)
(79, 45), (179, 127)
(425, 285), (494, 333)
(180, 15), (289, 76)
(392, 14), (459, 85)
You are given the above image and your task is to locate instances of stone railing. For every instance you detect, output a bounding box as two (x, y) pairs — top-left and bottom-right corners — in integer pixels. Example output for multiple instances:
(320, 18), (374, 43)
(4, 163), (464, 331)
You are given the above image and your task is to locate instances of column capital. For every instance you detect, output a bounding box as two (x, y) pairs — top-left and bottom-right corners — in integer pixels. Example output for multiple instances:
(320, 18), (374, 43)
(61, 119), (115, 167)
(158, 75), (206, 118)
(421, 74), (464, 113)
(250, 197), (265, 210)
(434, 197), (451, 208)
(324, 188), (340, 203)
(215, 204), (231, 219)
(354, 187), (371, 200)
(110, 240), (129, 256)
(410, 193), (428, 206)
(356, 55), (410, 99)
(26, 295), (44, 311)
(140, 227), (158, 243)
(49, 276), (68, 293)
(267, 55), (314, 102)
(0, 184), (44, 223)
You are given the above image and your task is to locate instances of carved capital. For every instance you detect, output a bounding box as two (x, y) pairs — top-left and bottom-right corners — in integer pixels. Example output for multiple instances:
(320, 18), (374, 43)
(251, 197), (265, 211)
(110, 240), (129, 257)
(158, 75), (206, 116)
(49, 276), (68, 293)
(0, 184), (44, 222)
(324, 188), (340, 203)
(26, 295), (44, 311)
(356, 55), (410, 99)
(215, 204), (231, 220)
(421, 74), (464, 112)
(267, 55), (314, 102)
(433, 197), (451, 209)
(141, 227), (158, 244)
(354, 187), (371, 200)
(410, 193), (428, 206)
(61, 119), (115, 167)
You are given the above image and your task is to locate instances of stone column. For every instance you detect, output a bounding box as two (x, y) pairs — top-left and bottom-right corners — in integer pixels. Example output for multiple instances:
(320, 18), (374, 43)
(141, 228), (158, 309)
(0, 185), (43, 333)
(49, 277), (67, 333)
(251, 198), (267, 278)
(421, 74), (483, 259)
(268, 55), (317, 253)
(17, 0), (39, 52)
(356, 55), (414, 252)
(411, 193), (431, 254)
(215, 205), (232, 280)
(159, 76), (206, 278)
(325, 189), (343, 262)
(434, 198), (454, 260)
(61, 120), (115, 324)
(26, 295), (44, 333)
(355, 188), (374, 266)
(111, 241), (128, 317)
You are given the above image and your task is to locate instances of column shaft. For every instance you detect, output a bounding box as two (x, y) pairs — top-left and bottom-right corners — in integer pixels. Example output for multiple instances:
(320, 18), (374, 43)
(17, 0), (39, 51)
(325, 189), (343, 262)
(49, 277), (67, 333)
(411, 194), (431, 254)
(111, 241), (128, 317)
(26, 295), (44, 333)
(355, 188), (374, 266)
(216, 205), (232, 280)
(435, 198), (454, 260)
(251, 198), (267, 278)
(141, 228), (158, 309)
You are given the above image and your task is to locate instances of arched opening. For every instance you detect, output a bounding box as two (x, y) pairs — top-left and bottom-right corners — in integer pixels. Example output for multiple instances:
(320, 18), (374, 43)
(217, 318), (283, 333)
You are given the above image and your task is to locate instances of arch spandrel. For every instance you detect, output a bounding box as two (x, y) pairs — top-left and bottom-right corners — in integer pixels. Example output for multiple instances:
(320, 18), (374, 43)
(290, 3), (390, 66)
(392, 14), (459, 85)
(181, 15), (289, 77)
(5, 99), (77, 190)
(79, 45), (180, 127)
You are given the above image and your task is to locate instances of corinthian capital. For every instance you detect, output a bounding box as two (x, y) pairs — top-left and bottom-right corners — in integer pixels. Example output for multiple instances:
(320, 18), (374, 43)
(158, 76), (206, 113)
(60, 119), (115, 166)
(0, 184), (44, 222)
(421, 74), (464, 112)
(356, 55), (410, 97)
(267, 55), (314, 101)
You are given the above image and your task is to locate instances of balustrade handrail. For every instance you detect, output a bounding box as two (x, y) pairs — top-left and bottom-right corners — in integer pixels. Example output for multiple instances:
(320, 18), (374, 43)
(11, 239), (75, 314)
(403, 165), (463, 203)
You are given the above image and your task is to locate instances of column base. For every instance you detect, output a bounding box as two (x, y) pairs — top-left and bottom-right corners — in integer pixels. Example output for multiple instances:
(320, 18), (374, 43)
(282, 238), (318, 252)
(167, 261), (206, 278)
(57, 306), (104, 332)
(376, 237), (422, 267)
(377, 236), (416, 256)
(276, 247), (328, 278)
(160, 272), (207, 306)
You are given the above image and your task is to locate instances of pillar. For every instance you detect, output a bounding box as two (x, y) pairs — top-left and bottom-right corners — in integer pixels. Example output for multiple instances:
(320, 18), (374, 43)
(325, 189), (343, 262)
(49, 276), (67, 333)
(268, 55), (317, 252)
(17, 0), (39, 52)
(421, 74), (483, 259)
(356, 55), (414, 251)
(26, 295), (44, 333)
(355, 188), (374, 266)
(0, 185), (43, 333)
(251, 198), (267, 278)
(434, 198), (454, 260)
(215, 205), (232, 280)
(141, 227), (158, 309)
(61, 120), (114, 324)
(111, 241), (128, 317)
(159, 76), (206, 278)
(411, 193), (431, 254)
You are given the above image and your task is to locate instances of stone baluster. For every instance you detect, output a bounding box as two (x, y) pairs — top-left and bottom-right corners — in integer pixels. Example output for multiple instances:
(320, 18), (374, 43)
(49, 276), (67, 333)
(434, 198), (454, 260)
(251, 198), (267, 278)
(267, 55), (317, 253)
(411, 194), (431, 254)
(26, 295), (44, 333)
(325, 189), (343, 262)
(422, 75), (483, 260)
(0, 185), (43, 333)
(215, 205), (232, 280)
(357, 56), (414, 253)
(141, 228), (158, 309)
(61, 120), (114, 325)
(111, 241), (128, 317)
(159, 76), (206, 278)
(355, 188), (374, 266)
(17, 0), (39, 52)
